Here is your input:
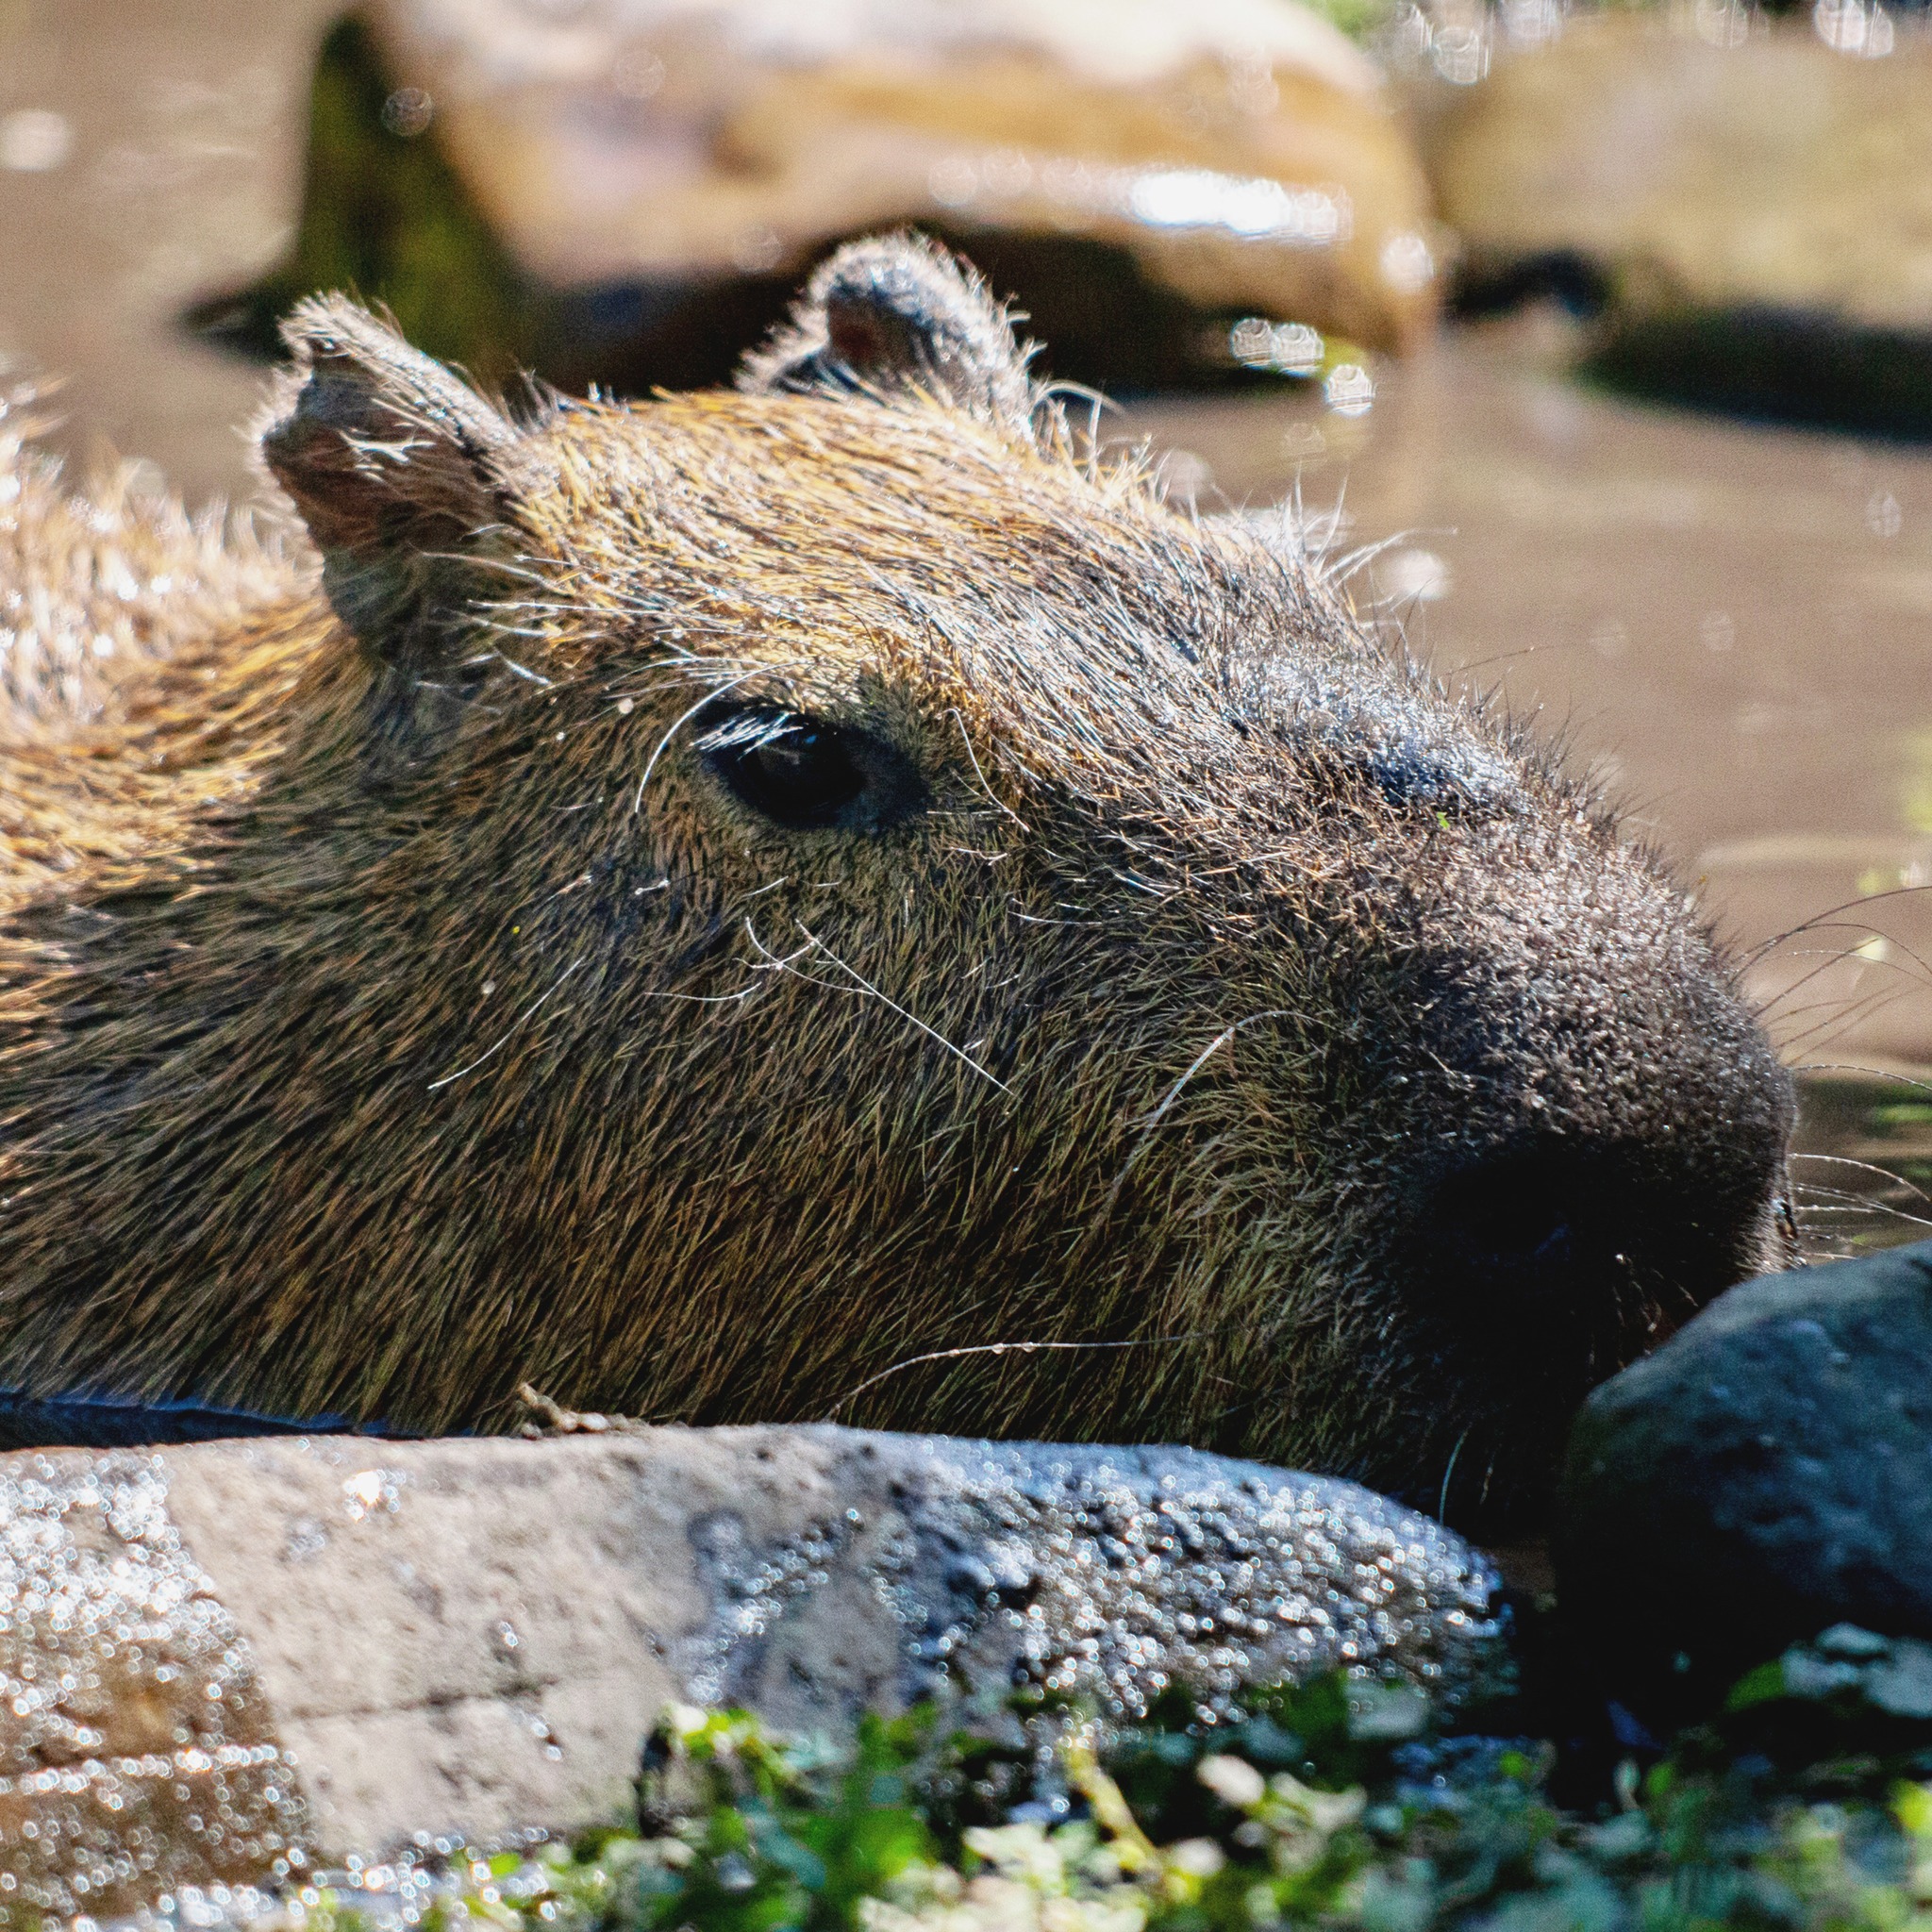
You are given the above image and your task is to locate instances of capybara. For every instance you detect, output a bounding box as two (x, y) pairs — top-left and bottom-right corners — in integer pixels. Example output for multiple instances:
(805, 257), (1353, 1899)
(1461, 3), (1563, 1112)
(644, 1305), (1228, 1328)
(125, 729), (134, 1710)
(0, 237), (1793, 1527)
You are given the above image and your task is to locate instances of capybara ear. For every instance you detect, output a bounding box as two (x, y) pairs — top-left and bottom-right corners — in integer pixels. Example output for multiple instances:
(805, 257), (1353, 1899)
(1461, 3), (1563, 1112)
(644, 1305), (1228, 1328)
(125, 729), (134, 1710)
(258, 296), (522, 704)
(740, 234), (1035, 430)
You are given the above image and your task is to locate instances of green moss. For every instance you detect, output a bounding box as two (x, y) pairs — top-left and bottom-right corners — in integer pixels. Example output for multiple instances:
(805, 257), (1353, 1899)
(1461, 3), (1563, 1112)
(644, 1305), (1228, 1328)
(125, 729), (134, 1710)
(1298, 0), (1403, 42)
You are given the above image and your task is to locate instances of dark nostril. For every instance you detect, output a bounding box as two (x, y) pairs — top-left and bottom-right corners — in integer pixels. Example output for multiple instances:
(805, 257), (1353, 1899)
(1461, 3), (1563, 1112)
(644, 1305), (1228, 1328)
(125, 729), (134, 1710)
(1418, 1143), (1764, 1337)
(1433, 1154), (1619, 1291)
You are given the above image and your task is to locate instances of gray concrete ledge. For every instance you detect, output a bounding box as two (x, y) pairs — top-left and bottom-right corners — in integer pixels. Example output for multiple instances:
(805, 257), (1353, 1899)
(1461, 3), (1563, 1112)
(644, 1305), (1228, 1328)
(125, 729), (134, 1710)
(0, 1427), (1505, 1917)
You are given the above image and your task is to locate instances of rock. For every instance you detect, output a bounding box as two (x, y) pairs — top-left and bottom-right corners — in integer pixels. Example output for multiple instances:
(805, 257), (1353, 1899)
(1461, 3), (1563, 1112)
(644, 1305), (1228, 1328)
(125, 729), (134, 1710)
(1429, 12), (1932, 330)
(1555, 1239), (1932, 1741)
(201, 0), (1441, 391)
(1424, 14), (1932, 435)
(0, 1454), (307, 1923)
(0, 1427), (1505, 1910)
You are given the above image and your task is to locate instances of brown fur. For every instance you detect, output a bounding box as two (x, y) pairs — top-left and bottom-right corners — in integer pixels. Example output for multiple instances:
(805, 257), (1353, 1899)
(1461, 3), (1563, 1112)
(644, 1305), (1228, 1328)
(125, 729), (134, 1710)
(0, 240), (1791, 1528)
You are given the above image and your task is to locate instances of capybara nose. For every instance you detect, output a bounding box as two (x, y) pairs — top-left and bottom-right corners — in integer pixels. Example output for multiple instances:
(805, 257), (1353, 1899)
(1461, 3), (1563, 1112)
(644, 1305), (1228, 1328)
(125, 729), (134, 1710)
(1433, 1151), (1641, 1300)
(1417, 1141), (1780, 1359)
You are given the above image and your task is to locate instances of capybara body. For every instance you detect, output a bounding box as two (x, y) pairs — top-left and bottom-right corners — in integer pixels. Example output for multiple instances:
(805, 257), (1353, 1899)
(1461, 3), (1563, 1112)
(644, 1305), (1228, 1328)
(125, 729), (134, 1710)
(0, 240), (1792, 1526)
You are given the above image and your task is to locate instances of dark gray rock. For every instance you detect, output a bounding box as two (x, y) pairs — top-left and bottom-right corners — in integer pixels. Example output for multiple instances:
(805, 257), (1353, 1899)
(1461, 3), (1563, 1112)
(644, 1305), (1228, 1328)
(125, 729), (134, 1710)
(687, 1431), (1511, 1728)
(1556, 1238), (1932, 1738)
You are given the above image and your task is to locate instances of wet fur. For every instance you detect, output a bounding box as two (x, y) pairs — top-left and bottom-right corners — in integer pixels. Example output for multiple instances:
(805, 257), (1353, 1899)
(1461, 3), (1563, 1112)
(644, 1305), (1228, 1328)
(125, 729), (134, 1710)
(0, 240), (1792, 1527)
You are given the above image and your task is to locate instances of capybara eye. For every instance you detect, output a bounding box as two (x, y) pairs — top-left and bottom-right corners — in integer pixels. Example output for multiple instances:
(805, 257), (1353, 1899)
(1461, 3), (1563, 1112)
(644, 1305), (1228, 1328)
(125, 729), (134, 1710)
(698, 708), (917, 832)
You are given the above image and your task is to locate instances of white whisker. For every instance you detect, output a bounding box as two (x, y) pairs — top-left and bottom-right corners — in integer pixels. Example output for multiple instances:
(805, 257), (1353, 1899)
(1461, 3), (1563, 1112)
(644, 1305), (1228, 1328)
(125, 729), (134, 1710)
(1107, 1008), (1300, 1207)
(823, 1332), (1204, 1421)
(427, 958), (584, 1091)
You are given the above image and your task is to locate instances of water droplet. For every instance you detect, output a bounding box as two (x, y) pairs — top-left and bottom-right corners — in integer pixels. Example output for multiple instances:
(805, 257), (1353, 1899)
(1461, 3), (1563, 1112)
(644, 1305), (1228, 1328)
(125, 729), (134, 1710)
(611, 48), (665, 99)
(0, 109), (72, 173)
(1325, 364), (1375, 416)
(380, 89), (434, 139)
(1867, 490), (1903, 538)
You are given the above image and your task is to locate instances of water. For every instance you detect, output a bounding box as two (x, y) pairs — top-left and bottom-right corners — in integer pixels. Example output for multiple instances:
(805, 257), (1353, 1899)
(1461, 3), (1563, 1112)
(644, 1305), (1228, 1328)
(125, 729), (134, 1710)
(1126, 319), (1932, 1253)
(1784, 1074), (1932, 1259)
(2, 0), (1928, 1245)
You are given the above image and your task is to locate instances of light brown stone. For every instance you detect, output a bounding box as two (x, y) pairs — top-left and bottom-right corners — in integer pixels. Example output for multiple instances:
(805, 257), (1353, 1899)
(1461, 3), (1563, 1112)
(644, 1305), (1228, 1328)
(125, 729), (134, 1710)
(0, 1426), (1506, 1907)
(364, 0), (1442, 353)
(1426, 13), (1932, 332)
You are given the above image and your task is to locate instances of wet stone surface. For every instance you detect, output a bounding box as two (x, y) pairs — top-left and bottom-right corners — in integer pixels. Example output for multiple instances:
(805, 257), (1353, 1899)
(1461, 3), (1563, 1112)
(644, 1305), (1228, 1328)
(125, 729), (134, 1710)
(196, 0), (1437, 397)
(692, 1433), (1507, 1727)
(0, 1427), (1505, 1908)
(0, 1452), (308, 1919)
(1557, 1238), (1932, 1740)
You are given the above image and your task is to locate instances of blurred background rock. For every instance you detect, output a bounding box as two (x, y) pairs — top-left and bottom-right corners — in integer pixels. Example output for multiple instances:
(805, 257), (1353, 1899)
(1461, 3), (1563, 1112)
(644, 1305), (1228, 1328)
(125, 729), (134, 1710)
(187, 0), (1439, 395)
(3, 0), (1931, 1247)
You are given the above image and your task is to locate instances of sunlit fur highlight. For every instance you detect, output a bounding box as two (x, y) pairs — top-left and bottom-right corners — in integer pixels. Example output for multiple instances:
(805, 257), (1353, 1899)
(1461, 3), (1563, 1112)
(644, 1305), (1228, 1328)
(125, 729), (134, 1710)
(0, 250), (1792, 1528)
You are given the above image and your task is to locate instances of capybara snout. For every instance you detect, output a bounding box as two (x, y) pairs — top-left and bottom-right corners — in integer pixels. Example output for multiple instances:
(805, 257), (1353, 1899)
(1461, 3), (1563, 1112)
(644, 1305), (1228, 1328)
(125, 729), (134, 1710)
(1379, 948), (1794, 1513)
(0, 235), (1792, 1528)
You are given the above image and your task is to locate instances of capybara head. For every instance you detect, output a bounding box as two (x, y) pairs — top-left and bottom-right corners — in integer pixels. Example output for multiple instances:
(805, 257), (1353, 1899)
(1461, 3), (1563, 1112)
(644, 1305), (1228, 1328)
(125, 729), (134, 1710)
(0, 238), (1792, 1528)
